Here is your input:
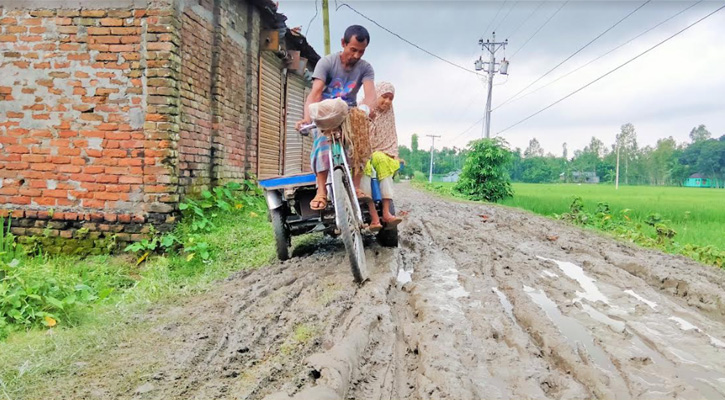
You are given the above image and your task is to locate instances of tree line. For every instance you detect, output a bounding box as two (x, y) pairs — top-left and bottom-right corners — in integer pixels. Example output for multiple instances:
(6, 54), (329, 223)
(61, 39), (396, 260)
(399, 124), (725, 187)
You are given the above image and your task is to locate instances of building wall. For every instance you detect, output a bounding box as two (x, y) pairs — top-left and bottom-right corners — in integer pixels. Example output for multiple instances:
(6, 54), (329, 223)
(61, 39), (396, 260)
(175, 0), (260, 195)
(0, 1), (180, 249)
(0, 0), (290, 252)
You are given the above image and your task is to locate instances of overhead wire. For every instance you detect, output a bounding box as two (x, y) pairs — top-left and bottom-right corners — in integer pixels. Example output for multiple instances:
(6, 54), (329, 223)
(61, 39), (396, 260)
(449, 0), (546, 143)
(499, 0), (704, 108)
(506, 1), (545, 40)
(304, 0), (319, 37)
(451, 117), (485, 142)
(509, 0), (569, 59)
(335, 2), (484, 77)
(494, 0), (652, 111)
(493, 1), (520, 35)
(482, 0), (509, 37)
(495, 3), (725, 135)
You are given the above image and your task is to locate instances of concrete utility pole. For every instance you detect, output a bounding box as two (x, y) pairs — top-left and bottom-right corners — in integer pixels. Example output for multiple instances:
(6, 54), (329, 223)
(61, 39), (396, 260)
(322, 0), (331, 55)
(615, 134), (621, 190)
(474, 32), (509, 139)
(427, 135), (441, 183)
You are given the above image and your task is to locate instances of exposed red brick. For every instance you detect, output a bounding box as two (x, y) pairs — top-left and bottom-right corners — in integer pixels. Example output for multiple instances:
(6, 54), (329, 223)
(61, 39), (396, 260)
(99, 18), (123, 27)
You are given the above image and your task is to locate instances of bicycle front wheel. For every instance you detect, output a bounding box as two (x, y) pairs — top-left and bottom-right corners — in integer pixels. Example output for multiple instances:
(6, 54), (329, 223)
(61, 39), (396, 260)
(332, 168), (368, 283)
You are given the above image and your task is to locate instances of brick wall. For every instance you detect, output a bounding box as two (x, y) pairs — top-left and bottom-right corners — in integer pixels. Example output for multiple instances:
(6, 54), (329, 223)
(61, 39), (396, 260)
(176, 0), (260, 195)
(0, 2), (180, 248)
(0, 0), (283, 252)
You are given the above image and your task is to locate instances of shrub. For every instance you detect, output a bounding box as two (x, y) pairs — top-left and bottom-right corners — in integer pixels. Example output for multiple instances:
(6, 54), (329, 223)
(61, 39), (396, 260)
(455, 138), (514, 202)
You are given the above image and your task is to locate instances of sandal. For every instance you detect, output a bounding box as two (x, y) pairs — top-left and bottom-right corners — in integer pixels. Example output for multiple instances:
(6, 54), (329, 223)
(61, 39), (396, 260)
(382, 216), (402, 229)
(310, 194), (327, 211)
(368, 222), (383, 233)
(355, 189), (372, 202)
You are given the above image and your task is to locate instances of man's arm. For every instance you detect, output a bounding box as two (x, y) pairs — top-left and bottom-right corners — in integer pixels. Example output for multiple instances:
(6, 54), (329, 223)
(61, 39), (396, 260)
(296, 79), (325, 131)
(361, 79), (376, 111)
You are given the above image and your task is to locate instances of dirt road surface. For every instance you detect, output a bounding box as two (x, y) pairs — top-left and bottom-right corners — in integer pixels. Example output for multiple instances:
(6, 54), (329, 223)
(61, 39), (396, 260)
(55, 183), (725, 400)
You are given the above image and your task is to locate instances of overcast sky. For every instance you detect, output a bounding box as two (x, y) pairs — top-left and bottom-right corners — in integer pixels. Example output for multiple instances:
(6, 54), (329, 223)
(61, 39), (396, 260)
(278, 0), (725, 156)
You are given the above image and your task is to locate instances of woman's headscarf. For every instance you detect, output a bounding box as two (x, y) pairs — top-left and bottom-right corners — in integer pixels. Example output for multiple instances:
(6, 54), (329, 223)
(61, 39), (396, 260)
(370, 81), (398, 158)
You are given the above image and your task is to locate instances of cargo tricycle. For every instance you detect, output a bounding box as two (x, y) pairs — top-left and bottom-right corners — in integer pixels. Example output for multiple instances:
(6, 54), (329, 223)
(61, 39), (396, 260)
(259, 122), (398, 284)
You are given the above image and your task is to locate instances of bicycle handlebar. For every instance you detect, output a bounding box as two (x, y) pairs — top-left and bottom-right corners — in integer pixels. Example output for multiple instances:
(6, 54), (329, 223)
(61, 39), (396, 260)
(298, 123), (316, 136)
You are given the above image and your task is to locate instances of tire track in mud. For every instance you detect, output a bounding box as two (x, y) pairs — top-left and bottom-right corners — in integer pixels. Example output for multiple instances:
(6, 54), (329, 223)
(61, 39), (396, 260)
(388, 184), (725, 400)
(59, 183), (725, 400)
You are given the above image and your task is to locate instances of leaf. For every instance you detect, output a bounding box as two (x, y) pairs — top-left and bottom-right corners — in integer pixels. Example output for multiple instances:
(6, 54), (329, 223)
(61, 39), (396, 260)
(178, 203), (189, 210)
(235, 203), (243, 209)
(74, 284), (92, 292)
(186, 253), (195, 262)
(136, 251), (150, 265)
(45, 296), (64, 310)
(98, 288), (114, 300)
(249, 212), (258, 218)
(8, 309), (23, 321)
(160, 235), (176, 248)
(44, 315), (57, 327)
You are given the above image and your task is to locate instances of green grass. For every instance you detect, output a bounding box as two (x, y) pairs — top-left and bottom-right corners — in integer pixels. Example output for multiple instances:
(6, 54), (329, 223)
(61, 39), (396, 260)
(422, 182), (725, 250)
(501, 183), (725, 250)
(0, 202), (275, 398)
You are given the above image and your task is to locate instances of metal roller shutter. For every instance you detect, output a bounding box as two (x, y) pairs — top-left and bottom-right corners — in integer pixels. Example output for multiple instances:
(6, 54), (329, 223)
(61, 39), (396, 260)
(284, 74), (305, 175)
(257, 52), (285, 180)
(301, 85), (313, 173)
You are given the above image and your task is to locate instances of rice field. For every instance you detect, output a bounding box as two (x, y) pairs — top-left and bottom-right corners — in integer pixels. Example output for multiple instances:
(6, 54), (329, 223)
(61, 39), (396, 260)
(501, 183), (725, 249)
(424, 182), (725, 250)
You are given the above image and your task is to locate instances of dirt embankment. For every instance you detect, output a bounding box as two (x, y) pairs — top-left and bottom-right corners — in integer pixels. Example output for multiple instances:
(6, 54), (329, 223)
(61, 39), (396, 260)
(47, 183), (725, 400)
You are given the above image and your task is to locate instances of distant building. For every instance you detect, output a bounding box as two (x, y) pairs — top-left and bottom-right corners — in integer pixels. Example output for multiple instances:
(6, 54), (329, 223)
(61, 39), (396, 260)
(562, 171), (599, 184)
(683, 174), (712, 188)
(439, 170), (461, 183)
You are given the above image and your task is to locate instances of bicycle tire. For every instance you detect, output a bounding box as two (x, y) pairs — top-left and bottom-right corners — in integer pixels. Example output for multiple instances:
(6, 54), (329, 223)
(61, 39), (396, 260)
(332, 168), (368, 283)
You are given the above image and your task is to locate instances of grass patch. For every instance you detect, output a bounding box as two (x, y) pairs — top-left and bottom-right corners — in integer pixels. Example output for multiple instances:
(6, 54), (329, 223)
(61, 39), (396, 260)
(500, 183), (725, 250)
(280, 323), (320, 356)
(0, 195), (275, 398)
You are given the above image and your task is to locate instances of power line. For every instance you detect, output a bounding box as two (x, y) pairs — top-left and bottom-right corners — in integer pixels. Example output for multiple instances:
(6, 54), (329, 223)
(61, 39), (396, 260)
(335, 2), (484, 77)
(495, 3), (725, 135)
(507, 1), (545, 40)
(305, 0), (319, 37)
(452, 117), (485, 142)
(482, 0), (508, 37)
(510, 0), (569, 59)
(501, 0), (704, 108)
(493, 1), (519, 34)
(495, 0), (652, 111)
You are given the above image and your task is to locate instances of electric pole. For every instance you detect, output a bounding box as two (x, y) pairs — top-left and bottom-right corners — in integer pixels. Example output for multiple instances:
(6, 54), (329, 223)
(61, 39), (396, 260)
(322, 0), (331, 55)
(427, 135), (441, 183)
(474, 32), (509, 139)
(615, 134), (621, 190)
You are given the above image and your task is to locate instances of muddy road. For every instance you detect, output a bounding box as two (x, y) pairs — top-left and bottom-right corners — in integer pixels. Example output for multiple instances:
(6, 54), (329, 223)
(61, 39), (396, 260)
(60, 183), (725, 400)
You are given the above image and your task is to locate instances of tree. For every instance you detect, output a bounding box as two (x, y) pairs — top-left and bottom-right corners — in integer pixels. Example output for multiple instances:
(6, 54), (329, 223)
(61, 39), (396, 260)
(520, 156), (564, 183)
(455, 138), (513, 202)
(617, 123), (638, 185)
(524, 138), (544, 158)
(585, 136), (607, 159)
(689, 124), (711, 143)
(562, 142), (568, 160)
(648, 137), (677, 185)
(509, 148), (524, 181)
(571, 136), (606, 175)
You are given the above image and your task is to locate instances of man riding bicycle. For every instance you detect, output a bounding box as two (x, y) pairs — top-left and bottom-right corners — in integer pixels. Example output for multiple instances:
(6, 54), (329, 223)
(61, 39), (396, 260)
(295, 25), (377, 211)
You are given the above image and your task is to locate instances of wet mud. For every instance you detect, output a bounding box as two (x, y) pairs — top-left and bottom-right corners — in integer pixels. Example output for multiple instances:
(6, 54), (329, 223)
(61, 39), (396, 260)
(55, 183), (725, 399)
